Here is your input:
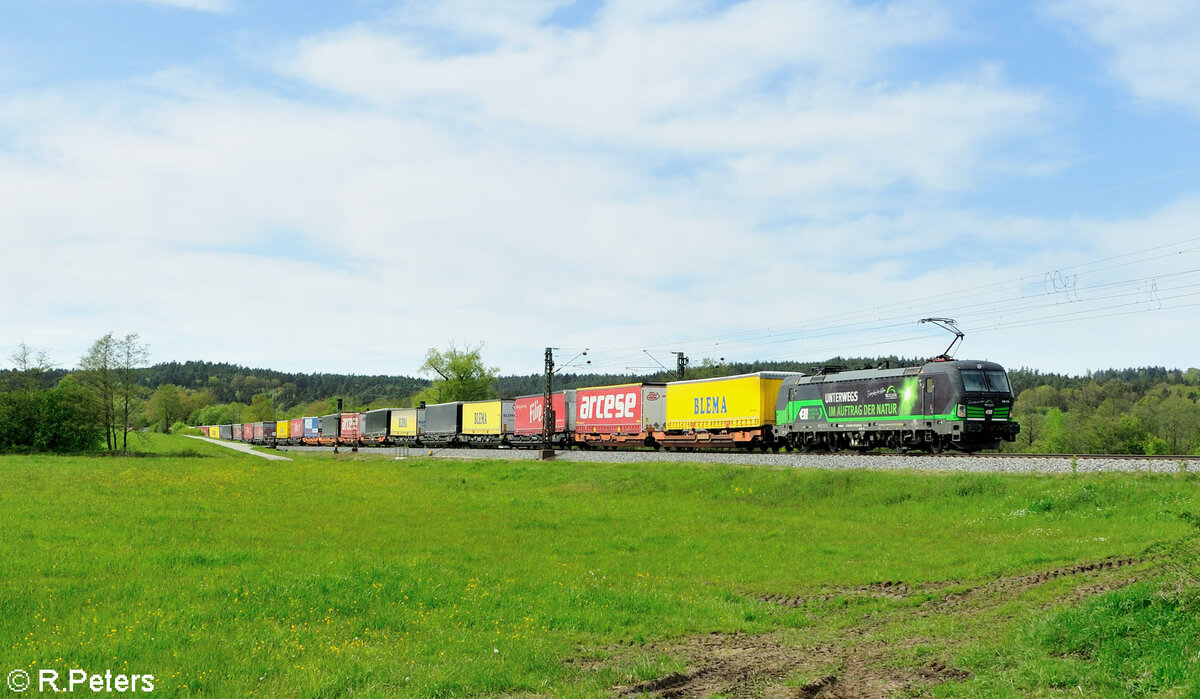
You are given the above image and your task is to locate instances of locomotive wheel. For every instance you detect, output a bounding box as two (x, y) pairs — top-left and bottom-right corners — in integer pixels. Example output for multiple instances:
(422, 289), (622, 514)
(927, 437), (944, 454)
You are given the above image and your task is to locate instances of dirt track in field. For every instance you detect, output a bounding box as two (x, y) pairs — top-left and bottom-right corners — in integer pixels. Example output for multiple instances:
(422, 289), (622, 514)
(582, 556), (1149, 698)
(603, 631), (971, 698)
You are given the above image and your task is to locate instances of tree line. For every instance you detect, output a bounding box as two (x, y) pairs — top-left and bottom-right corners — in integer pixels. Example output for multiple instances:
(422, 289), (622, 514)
(3, 338), (1199, 455)
(1002, 368), (1200, 455)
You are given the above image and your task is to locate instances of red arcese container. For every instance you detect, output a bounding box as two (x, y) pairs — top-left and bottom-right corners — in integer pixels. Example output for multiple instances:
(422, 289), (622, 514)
(339, 413), (362, 442)
(574, 383), (665, 435)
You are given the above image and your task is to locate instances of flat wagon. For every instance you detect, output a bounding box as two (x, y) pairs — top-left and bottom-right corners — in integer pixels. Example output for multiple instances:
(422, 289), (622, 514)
(339, 412), (362, 446)
(422, 402), (463, 446)
(574, 383), (666, 448)
(318, 414), (340, 446)
(301, 417), (320, 445)
(513, 390), (575, 447)
(659, 372), (801, 449)
(388, 407), (423, 445)
(361, 409), (392, 445)
(460, 399), (515, 446)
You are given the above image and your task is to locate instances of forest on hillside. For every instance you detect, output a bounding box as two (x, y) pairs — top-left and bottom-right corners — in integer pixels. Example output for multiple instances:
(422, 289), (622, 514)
(3, 351), (1199, 455)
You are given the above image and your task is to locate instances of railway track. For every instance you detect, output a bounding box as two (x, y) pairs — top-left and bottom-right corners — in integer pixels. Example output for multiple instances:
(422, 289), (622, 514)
(274, 445), (1199, 473)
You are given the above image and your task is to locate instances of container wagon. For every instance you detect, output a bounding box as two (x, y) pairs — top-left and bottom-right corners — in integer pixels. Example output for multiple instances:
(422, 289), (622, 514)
(422, 402), (463, 446)
(460, 399), (516, 446)
(388, 407), (423, 446)
(659, 372), (800, 449)
(301, 417), (320, 445)
(339, 412), (362, 446)
(574, 383), (666, 448)
(513, 390), (576, 447)
(361, 409), (392, 445)
(318, 414), (340, 446)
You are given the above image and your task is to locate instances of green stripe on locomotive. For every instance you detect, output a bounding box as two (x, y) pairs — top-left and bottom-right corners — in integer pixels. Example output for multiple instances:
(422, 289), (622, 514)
(777, 398), (956, 424)
(775, 399), (825, 425)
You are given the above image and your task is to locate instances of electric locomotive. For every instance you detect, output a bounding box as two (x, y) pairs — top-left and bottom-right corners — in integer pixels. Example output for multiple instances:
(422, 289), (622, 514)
(773, 359), (1019, 453)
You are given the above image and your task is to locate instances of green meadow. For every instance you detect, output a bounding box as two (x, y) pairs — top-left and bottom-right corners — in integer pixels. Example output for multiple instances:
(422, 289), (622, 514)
(2, 434), (1198, 697)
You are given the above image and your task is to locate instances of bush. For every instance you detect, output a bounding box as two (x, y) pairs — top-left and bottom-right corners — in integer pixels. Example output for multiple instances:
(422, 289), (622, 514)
(1144, 435), (1170, 455)
(0, 378), (104, 453)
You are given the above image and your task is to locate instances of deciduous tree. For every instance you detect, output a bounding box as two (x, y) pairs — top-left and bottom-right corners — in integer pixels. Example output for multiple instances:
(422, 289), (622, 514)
(245, 393), (277, 422)
(146, 384), (186, 432)
(417, 343), (497, 404)
(80, 332), (148, 452)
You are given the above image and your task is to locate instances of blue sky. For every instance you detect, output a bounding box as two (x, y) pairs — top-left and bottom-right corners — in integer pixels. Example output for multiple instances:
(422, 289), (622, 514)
(2, 0), (1199, 377)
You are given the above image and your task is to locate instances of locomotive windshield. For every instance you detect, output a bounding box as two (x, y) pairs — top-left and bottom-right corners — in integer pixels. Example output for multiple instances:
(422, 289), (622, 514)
(960, 369), (1011, 393)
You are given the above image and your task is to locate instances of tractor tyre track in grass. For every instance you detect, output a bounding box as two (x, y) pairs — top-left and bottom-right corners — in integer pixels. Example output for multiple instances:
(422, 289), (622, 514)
(600, 556), (1149, 697)
(608, 631), (971, 698)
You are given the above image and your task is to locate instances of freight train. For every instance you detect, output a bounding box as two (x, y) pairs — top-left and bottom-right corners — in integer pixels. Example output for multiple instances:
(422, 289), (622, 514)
(199, 358), (1019, 453)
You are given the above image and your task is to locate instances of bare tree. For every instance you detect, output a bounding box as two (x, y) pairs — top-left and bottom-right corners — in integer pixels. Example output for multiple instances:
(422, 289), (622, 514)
(6, 342), (55, 391)
(115, 334), (149, 452)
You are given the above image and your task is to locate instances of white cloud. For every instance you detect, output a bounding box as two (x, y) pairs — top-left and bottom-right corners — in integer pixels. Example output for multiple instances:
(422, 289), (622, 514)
(1050, 0), (1200, 115)
(1, 1), (1196, 376)
(278, 0), (1051, 211)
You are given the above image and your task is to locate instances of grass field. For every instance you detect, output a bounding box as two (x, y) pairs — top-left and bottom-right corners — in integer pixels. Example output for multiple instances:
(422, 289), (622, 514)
(2, 434), (1199, 697)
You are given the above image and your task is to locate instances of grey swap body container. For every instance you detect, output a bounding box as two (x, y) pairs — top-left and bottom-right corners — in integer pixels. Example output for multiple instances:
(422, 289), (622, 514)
(423, 402), (463, 437)
(319, 414), (340, 438)
(363, 409), (392, 440)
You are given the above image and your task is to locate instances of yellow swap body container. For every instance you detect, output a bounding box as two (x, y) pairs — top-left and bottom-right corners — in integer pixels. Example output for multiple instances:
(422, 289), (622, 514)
(390, 408), (420, 437)
(665, 372), (798, 431)
(276, 420), (290, 440)
(461, 400), (515, 436)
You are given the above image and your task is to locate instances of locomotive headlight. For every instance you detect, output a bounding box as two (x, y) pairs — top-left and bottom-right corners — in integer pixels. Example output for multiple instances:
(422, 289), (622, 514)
(956, 405), (966, 419)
